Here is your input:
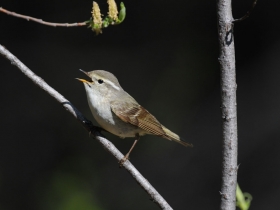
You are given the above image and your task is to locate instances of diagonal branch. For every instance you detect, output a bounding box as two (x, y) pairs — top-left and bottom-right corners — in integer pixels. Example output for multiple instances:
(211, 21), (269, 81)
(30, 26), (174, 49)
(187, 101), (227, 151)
(0, 7), (86, 27)
(0, 44), (173, 210)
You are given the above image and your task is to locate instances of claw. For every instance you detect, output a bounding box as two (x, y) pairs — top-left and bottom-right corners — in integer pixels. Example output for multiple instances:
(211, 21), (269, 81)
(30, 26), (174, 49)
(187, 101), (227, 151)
(119, 155), (129, 168)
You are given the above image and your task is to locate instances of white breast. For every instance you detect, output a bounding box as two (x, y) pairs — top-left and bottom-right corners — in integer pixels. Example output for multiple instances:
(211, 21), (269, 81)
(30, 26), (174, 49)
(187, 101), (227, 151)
(84, 86), (144, 138)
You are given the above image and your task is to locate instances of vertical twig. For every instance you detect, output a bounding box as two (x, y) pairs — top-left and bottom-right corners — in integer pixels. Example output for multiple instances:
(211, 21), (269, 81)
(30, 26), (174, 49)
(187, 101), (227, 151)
(216, 0), (238, 210)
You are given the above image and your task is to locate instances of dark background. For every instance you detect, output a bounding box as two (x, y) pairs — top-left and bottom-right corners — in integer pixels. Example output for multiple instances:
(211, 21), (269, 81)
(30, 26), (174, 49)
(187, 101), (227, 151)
(0, 0), (279, 209)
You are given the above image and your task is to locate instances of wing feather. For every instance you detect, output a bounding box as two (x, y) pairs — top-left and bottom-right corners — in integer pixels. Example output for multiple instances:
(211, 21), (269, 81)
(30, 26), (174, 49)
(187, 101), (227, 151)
(111, 100), (193, 147)
(111, 101), (166, 136)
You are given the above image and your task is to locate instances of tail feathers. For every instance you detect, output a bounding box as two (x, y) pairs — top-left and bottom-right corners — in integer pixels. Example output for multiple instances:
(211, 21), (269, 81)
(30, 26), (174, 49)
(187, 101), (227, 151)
(162, 126), (193, 148)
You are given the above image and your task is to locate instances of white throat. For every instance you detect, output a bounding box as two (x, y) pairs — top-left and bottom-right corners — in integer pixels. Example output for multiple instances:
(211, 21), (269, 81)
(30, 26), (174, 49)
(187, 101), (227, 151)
(84, 84), (114, 125)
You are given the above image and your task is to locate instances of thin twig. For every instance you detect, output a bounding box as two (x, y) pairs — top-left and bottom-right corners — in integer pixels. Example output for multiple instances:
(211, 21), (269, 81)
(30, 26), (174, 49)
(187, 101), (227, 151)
(0, 7), (87, 27)
(0, 44), (173, 210)
(233, 0), (258, 23)
(216, 0), (238, 210)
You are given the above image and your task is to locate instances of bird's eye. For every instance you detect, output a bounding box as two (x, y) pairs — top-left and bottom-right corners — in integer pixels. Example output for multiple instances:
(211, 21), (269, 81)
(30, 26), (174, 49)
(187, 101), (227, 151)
(98, 79), (104, 84)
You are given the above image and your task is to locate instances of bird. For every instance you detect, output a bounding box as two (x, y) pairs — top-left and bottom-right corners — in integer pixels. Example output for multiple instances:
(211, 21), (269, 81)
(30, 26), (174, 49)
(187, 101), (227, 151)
(77, 70), (193, 165)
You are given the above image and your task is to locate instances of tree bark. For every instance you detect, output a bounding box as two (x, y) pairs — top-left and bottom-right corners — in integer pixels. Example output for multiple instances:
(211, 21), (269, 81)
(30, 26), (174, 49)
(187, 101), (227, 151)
(216, 0), (238, 210)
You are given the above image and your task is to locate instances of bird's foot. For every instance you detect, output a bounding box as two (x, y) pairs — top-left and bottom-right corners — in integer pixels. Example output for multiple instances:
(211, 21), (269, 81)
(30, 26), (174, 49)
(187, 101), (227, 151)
(119, 154), (130, 168)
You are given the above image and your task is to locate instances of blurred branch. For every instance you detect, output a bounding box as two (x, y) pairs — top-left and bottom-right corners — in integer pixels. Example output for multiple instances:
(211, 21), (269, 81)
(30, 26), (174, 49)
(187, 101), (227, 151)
(0, 1), (126, 35)
(0, 7), (87, 27)
(233, 0), (258, 23)
(0, 44), (172, 210)
(216, 0), (238, 210)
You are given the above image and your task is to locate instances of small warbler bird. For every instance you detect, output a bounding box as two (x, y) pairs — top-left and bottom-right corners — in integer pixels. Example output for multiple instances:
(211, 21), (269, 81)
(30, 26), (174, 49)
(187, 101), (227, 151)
(77, 70), (192, 165)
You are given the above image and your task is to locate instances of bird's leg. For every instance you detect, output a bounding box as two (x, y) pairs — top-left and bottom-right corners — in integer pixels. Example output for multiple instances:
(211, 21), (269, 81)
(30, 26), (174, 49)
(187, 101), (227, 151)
(119, 134), (140, 167)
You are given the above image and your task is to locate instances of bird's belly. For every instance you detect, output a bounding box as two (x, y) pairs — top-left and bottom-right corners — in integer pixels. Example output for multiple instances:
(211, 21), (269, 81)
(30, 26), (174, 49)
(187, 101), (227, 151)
(88, 101), (144, 138)
(99, 118), (143, 138)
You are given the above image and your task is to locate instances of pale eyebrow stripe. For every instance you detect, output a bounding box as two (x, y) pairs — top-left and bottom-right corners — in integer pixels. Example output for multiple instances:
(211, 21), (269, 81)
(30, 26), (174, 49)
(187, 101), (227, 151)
(105, 79), (120, 90)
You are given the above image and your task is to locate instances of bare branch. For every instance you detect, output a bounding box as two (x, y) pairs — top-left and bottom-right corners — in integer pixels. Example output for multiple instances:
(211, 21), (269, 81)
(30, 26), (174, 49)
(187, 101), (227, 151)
(0, 44), (173, 210)
(233, 0), (258, 23)
(0, 7), (86, 27)
(216, 0), (238, 210)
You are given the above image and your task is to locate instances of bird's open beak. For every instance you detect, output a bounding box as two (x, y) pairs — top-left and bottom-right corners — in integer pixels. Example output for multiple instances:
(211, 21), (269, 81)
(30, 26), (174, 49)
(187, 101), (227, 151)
(79, 69), (90, 77)
(76, 78), (90, 84)
(76, 69), (92, 84)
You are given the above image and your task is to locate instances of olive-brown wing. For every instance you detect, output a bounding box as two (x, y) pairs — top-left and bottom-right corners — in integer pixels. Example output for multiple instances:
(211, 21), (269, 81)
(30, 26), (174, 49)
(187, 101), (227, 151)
(111, 101), (166, 136)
